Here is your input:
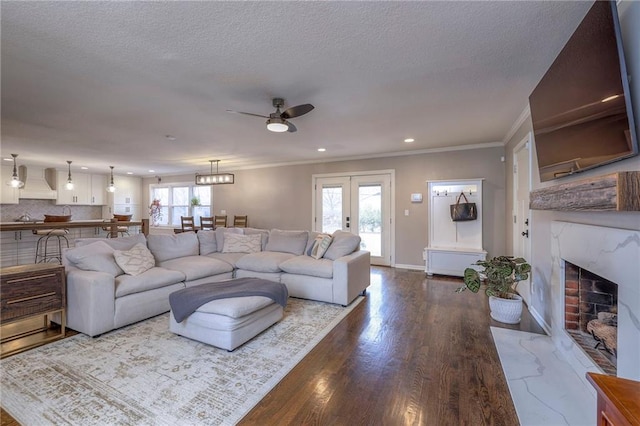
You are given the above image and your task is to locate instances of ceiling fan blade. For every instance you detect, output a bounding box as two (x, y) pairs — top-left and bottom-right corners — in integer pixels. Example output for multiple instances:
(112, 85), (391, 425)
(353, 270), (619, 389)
(280, 104), (314, 119)
(226, 110), (269, 119)
(286, 121), (297, 133)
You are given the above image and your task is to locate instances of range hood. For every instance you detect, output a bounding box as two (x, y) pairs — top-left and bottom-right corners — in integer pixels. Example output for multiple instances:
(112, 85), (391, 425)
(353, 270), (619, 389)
(18, 165), (57, 200)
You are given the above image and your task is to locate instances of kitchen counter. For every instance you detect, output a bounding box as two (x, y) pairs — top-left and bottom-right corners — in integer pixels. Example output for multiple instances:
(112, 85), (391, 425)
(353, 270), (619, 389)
(0, 219), (149, 235)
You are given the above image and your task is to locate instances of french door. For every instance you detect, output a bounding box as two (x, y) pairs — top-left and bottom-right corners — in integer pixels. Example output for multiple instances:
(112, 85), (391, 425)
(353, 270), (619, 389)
(313, 172), (393, 266)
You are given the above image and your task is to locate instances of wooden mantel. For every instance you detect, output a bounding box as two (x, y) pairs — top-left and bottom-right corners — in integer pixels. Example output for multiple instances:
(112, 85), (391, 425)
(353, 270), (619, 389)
(530, 171), (640, 212)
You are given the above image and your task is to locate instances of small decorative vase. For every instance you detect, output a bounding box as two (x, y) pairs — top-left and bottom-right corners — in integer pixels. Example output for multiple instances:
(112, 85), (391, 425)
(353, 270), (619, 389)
(489, 294), (523, 324)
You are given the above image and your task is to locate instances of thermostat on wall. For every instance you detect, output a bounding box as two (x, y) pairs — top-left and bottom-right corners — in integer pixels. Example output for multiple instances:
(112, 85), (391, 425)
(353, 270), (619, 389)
(411, 193), (423, 203)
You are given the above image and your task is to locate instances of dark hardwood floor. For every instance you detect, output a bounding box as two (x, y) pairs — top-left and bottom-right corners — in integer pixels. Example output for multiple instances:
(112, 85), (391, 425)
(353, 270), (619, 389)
(1, 266), (543, 425)
(240, 267), (543, 425)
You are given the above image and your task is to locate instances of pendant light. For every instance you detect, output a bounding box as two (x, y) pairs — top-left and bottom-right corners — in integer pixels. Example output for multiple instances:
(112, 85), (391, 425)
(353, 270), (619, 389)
(195, 160), (234, 185)
(65, 160), (74, 190)
(8, 154), (24, 188)
(106, 166), (116, 192)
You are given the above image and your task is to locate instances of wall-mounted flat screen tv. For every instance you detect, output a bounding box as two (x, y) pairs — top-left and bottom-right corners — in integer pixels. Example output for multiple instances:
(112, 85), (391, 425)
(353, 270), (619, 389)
(529, 0), (638, 182)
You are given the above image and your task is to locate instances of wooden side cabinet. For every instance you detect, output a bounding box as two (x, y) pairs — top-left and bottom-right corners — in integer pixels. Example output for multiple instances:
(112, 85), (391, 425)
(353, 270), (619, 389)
(1, 263), (66, 357)
(587, 372), (640, 426)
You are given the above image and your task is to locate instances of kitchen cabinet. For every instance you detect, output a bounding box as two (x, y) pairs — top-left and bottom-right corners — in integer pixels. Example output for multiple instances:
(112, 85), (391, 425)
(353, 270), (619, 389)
(103, 175), (142, 220)
(90, 174), (107, 205)
(56, 171), (90, 204)
(112, 175), (141, 205)
(0, 164), (19, 204)
(55, 171), (107, 205)
(424, 179), (487, 277)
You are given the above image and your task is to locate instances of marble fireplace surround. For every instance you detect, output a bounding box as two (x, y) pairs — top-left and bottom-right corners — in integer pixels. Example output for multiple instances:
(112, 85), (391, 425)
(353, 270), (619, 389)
(551, 221), (640, 383)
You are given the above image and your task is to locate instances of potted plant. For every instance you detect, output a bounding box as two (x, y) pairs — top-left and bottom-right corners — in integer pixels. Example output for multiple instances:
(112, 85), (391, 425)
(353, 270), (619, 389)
(456, 256), (531, 324)
(190, 196), (201, 207)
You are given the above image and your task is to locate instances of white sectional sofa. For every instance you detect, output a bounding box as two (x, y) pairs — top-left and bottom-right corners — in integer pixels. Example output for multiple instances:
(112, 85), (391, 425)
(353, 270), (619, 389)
(61, 227), (370, 337)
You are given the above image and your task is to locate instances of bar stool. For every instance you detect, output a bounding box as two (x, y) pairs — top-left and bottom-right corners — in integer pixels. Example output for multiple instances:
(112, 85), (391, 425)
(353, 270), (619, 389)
(34, 229), (70, 264)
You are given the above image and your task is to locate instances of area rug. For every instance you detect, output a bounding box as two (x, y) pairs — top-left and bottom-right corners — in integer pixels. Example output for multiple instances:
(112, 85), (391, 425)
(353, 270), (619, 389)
(490, 327), (595, 426)
(1, 297), (363, 426)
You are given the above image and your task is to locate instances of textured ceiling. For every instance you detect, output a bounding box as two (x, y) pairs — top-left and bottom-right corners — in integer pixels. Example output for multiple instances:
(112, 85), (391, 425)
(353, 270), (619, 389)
(1, 1), (593, 176)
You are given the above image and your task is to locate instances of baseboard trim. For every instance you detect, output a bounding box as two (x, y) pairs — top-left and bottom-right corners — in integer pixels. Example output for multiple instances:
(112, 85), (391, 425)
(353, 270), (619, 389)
(529, 305), (552, 335)
(393, 264), (425, 271)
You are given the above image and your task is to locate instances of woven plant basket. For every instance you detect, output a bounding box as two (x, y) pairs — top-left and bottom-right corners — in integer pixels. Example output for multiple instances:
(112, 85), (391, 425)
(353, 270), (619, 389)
(489, 294), (523, 324)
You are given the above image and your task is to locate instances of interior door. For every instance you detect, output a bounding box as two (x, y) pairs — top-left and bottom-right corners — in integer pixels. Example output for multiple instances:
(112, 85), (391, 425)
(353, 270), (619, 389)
(513, 134), (532, 303)
(314, 173), (392, 266)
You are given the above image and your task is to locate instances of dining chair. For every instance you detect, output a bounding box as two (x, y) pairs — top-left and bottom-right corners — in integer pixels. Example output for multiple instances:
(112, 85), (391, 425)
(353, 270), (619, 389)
(200, 216), (214, 231)
(233, 215), (248, 228)
(181, 216), (195, 232)
(214, 215), (227, 228)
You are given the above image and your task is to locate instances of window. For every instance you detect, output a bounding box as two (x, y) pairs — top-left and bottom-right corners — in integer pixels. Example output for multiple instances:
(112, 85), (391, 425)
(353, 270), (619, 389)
(150, 183), (211, 227)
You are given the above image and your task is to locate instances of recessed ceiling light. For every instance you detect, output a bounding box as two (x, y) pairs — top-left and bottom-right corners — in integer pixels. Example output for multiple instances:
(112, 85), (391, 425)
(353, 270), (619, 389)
(317, 148), (326, 152)
(404, 138), (415, 143)
(81, 166), (89, 170)
(148, 170), (155, 173)
(3, 158), (14, 161)
(165, 135), (176, 141)
(126, 172), (133, 175)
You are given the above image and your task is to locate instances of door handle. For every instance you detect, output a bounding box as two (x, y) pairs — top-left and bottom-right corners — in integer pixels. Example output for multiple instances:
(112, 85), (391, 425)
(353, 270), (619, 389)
(521, 230), (529, 238)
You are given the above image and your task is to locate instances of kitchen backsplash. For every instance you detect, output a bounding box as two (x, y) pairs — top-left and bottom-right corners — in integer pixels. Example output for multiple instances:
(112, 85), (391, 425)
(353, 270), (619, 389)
(1, 199), (103, 222)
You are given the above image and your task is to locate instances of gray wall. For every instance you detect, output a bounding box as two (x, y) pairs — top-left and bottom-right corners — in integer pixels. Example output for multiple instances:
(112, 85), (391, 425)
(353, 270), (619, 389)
(143, 146), (506, 268)
(504, 0), (640, 330)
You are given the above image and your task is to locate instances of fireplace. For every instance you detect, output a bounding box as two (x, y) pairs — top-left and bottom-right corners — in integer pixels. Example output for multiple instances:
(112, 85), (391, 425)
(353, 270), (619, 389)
(564, 261), (617, 375)
(551, 222), (640, 384)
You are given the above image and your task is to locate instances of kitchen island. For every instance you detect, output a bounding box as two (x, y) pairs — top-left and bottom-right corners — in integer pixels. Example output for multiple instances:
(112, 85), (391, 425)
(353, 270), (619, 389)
(0, 219), (149, 267)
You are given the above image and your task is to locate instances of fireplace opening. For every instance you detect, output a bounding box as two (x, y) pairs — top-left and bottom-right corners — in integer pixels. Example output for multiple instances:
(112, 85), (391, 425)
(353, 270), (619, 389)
(564, 261), (617, 375)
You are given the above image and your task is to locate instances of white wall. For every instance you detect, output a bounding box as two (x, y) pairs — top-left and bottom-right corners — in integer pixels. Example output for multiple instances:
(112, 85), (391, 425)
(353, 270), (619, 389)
(143, 146), (506, 268)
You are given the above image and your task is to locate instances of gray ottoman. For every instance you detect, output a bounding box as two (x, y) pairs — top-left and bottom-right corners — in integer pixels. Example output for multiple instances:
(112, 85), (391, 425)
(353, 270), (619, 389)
(169, 295), (284, 351)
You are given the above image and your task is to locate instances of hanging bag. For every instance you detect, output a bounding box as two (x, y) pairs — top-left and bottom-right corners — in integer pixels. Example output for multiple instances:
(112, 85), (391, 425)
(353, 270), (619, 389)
(450, 192), (477, 221)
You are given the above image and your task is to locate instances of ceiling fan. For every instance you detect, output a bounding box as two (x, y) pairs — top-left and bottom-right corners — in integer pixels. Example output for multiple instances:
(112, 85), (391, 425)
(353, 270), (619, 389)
(226, 98), (314, 133)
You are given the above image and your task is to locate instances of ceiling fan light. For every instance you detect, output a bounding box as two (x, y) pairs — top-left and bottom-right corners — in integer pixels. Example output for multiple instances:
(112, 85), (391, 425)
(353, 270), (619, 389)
(266, 118), (289, 133)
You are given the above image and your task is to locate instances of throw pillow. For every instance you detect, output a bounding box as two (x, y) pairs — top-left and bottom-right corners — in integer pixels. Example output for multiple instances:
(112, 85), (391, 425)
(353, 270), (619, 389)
(65, 240), (124, 277)
(113, 243), (156, 276)
(214, 227), (243, 252)
(310, 234), (333, 259)
(323, 230), (361, 260)
(264, 229), (308, 255)
(222, 233), (262, 253)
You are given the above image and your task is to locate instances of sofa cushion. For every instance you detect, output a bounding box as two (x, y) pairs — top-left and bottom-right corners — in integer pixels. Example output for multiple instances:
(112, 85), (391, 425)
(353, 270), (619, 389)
(215, 227), (243, 252)
(236, 251), (296, 273)
(279, 256), (334, 279)
(115, 267), (186, 298)
(159, 255), (233, 282)
(65, 240), (123, 277)
(114, 243), (156, 276)
(243, 228), (269, 250)
(310, 234), (333, 259)
(197, 230), (217, 255)
(265, 229), (308, 255)
(206, 252), (247, 268)
(222, 233), (262, 253)
(147, 232), (199, 262)
(196, 296), (274, 318)
(74, 233), (147, 251)
(323, 230), (361, 260)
